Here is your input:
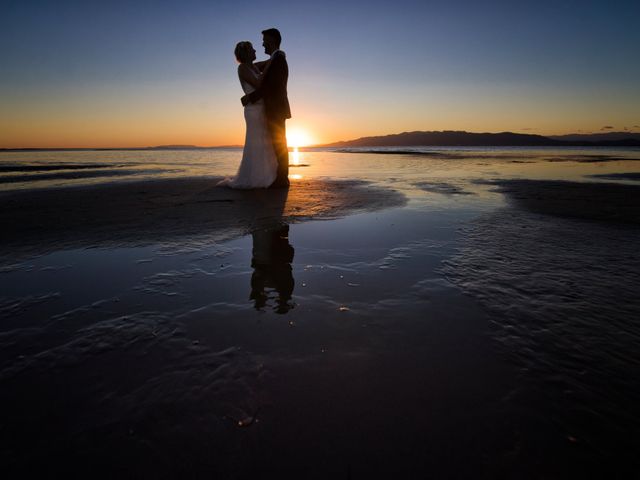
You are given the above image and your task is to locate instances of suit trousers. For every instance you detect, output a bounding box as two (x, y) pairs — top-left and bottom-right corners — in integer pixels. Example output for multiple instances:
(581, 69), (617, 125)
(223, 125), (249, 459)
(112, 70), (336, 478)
(267, 117), (289, 186)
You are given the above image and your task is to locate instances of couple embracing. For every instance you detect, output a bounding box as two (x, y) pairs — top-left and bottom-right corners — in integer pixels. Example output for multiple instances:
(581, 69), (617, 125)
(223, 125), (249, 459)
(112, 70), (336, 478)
(219, 28), (291, 189)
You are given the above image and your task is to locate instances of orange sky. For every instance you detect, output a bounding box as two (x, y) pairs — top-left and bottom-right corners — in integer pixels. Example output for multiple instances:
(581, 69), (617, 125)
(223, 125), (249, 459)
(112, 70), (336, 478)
(2, 85), (639, 149)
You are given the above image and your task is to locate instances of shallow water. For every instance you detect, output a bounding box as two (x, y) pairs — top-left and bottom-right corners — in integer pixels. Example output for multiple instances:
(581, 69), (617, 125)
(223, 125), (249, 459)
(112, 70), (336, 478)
(2, 146), (640, 192)
(1, 147), (640, 477)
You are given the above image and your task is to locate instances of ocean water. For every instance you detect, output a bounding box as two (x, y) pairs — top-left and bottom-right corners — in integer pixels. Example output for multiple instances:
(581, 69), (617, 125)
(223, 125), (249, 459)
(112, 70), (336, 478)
(1, 147), (639, 478)
(2, 146), (640, 192)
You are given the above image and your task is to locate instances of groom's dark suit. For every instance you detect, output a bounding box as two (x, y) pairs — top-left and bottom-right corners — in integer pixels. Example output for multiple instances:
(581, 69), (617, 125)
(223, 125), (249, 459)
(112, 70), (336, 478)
(242, 50), (291, 187)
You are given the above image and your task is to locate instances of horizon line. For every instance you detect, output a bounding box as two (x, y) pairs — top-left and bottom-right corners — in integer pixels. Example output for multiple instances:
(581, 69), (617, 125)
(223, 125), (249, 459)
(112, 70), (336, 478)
(2, 129), (639, 151)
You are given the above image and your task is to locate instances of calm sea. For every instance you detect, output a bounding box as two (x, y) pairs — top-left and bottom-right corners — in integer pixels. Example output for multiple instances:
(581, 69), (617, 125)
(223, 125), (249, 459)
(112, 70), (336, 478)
(1, 146), (640, 192)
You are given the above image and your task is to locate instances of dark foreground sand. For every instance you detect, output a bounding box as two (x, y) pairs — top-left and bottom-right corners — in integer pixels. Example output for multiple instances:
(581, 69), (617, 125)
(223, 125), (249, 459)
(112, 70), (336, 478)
(1, 177), (406, 261)
(3, 173), (640, 478)
(488, 179), (640, 224)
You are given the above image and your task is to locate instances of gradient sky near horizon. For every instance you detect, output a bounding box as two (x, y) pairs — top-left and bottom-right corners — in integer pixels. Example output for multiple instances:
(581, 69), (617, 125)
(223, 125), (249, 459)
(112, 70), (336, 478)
(1, 0), (639, 148)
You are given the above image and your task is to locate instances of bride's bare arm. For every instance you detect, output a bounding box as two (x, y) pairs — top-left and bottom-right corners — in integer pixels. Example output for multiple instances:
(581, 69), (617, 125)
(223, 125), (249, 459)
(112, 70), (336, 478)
(237, 64), (261, 89)
(239, 57), (274, 105)
(254, 60), (270, 72)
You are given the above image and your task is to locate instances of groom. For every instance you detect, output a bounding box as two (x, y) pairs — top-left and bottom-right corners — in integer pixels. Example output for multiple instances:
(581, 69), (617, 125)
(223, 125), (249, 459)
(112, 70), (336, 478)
(241, 28), (291, 188)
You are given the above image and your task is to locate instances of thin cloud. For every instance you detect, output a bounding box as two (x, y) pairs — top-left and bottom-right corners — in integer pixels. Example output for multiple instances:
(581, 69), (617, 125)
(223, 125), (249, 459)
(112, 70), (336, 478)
(600, 126), (614, 130)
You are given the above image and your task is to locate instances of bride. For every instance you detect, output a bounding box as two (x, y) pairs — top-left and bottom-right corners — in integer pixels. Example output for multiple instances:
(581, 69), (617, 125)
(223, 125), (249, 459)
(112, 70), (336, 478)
(218, 41), (278, 189)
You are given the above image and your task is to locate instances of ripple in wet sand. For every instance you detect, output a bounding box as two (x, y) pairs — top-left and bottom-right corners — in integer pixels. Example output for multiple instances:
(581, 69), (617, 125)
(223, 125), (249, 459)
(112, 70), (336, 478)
(486, 179), (640, 224)
(442, 204), (640, 469)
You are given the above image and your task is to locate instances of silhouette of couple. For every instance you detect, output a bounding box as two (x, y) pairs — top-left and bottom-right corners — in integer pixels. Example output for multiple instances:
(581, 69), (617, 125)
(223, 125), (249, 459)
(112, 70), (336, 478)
(219, 28), (291, 189)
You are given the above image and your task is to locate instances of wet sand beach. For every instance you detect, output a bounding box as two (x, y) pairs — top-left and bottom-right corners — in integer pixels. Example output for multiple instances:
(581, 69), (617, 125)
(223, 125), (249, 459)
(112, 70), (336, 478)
(0, 177), (405, 261)
(486, 178), (640, 224)
(2, 148), (640, 478)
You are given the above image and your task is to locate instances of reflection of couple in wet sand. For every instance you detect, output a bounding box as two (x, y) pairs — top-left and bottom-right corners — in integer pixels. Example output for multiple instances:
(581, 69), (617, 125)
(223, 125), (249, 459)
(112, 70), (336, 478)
(219, 27), (291, 190)
(246, 188), (295, 314)
(250, 222), (294, 314)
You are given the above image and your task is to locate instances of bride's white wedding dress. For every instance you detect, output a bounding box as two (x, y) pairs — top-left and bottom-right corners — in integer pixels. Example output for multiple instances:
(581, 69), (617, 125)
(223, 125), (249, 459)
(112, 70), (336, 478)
(218, 71), (277, 189)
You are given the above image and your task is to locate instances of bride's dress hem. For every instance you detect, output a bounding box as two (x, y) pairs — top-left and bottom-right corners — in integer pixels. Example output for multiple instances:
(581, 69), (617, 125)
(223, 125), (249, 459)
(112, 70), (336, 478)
(217, 177), (275, 189)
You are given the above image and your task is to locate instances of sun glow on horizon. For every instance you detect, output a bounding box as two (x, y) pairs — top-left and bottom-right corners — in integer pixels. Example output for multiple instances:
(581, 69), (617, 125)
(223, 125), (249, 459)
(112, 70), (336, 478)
(287, 127), (314, 167)
(286, 128), (313, 148)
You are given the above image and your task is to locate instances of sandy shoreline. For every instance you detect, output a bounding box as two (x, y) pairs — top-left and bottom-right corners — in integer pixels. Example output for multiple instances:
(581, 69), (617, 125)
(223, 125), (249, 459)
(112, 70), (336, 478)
(1, 177), (406, 261)
(488, 179), (640, 224)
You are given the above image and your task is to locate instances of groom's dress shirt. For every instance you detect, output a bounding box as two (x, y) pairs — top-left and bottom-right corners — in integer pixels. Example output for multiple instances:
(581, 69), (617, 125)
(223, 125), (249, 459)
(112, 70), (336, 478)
(243, 50), (291, 120)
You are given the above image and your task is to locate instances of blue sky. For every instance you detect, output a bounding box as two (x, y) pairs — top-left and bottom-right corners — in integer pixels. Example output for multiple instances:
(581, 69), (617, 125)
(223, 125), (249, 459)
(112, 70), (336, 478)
(1, 0), (639, 146)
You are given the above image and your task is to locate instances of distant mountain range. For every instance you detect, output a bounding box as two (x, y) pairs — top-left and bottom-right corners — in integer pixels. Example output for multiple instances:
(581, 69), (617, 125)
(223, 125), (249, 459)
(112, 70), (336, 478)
(3, 132), (640, 151)
(321, 131), (640, 148)
(547, 132), (640, 142)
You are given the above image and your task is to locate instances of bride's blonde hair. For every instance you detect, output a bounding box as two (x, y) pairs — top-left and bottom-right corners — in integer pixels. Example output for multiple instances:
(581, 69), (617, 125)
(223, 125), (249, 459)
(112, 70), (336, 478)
(234, 41), (253, 63)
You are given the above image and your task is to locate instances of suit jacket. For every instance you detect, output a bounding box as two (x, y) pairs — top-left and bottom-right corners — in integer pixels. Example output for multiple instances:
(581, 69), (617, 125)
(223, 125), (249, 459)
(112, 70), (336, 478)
(247, 51), (291, 121)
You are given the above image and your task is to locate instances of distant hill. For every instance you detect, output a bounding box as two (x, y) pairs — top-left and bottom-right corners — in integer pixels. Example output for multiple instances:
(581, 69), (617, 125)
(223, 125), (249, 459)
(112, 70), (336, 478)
(548, 132), (640, 142)
(143, 145), (242, 149)
(321, 130), (640, 148)
(323, 131), (561, 147)
(148, 145), (199, 149)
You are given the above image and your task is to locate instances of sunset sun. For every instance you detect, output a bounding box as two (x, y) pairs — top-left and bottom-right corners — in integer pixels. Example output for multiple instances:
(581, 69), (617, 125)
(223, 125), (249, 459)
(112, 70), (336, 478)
(286, 128), (313, 148)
